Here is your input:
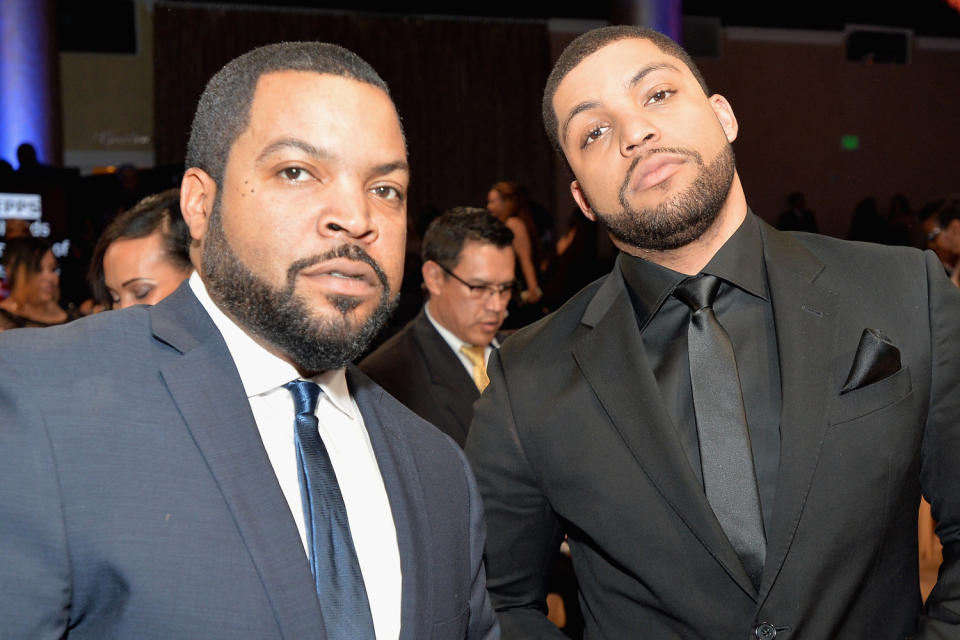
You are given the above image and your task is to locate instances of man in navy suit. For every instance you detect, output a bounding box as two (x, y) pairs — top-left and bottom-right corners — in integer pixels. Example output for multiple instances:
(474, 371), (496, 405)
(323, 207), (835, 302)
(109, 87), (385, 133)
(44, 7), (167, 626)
(0, 42), (497, 639)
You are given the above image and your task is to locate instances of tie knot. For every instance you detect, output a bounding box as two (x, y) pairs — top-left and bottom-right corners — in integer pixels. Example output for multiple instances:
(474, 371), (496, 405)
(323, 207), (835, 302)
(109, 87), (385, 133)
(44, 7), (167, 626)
(284, 379), (321, 416)
(673, 274), (722, 312)
(460, 344), (486, 366)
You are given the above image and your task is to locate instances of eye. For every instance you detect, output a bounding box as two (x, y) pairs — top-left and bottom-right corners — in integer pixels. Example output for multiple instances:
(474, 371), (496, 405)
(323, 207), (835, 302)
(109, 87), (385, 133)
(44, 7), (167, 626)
(371, 184), (404, 202)
(279, 167), (311, 182)
(132, 284), (155, 300)
(646, 89), (674, 105)
(582, 125), (609, 148)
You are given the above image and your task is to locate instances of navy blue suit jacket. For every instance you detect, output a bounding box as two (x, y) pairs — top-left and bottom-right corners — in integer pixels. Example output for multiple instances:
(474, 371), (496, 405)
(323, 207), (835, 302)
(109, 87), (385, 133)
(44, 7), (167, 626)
(0, 283), (497, 639)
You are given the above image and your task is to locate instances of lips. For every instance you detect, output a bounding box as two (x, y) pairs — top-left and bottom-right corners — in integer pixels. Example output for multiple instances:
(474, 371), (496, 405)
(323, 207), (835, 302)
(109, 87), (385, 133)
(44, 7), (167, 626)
(299, 258), (380, 294)
(628, 154), (687, 193)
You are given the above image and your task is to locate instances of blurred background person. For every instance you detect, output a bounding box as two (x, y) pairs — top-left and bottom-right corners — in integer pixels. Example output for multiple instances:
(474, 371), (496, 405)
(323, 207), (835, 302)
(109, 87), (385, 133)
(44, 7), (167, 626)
(0, 237), (72, 330)
(932, 200), (960, 287)
(88, 188), (191, 310)
(361, 206), (514, 447)
(847, 195), (888, 244)
(886, 193), (918, 247)
(776, 191), (818, 233)
(921, 197), (959, 277)
(487, 181), (542, 301)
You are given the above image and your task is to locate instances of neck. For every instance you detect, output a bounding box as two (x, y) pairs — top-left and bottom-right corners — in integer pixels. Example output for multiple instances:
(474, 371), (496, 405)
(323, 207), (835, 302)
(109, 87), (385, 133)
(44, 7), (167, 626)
(616, 173), (748, 275)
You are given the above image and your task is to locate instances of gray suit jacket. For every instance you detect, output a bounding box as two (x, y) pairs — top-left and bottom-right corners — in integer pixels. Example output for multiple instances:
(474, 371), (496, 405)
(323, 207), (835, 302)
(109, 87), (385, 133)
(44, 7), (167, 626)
(360, 310), (480, 447)
(0, 283), (497, 639)
(466, 218), (960, 639)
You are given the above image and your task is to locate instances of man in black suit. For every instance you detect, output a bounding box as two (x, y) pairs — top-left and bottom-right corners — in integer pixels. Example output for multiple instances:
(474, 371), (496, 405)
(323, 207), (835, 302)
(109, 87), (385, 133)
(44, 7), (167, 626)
(361, 207), (515, 447)
(465, 26), (960, 638)
(0, 42), (496, 639)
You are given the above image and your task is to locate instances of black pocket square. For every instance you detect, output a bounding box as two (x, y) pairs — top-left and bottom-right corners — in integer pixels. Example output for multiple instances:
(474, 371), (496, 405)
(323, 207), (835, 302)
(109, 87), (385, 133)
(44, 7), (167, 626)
(840, 328), (901, 395)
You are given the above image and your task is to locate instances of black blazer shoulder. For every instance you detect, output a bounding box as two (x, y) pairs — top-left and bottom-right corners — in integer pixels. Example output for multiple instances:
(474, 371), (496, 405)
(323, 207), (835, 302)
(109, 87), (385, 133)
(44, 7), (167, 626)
(360, 310), (479, 446)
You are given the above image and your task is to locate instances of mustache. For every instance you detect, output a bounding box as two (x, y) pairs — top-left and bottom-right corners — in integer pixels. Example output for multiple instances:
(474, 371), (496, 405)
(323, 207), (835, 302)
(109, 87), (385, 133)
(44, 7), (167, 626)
(284, 244), (390, 294)
(618, 147), (704, 209)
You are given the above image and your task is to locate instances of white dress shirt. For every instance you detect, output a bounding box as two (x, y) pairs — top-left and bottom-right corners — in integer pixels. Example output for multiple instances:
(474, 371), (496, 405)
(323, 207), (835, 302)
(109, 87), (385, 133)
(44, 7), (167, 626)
(424, 301), (496, 377)
(189, 273), (401, 639)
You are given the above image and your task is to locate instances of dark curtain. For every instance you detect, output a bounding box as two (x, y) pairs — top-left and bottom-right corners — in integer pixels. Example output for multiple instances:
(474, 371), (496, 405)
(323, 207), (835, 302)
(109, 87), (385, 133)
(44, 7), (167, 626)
(153, 3), (555, 227)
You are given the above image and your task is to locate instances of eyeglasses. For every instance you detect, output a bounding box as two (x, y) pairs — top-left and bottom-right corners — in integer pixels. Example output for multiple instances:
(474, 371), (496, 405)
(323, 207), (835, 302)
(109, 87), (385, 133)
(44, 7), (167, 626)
(927, 226), (943, 243)
(436, 262), (516, 300)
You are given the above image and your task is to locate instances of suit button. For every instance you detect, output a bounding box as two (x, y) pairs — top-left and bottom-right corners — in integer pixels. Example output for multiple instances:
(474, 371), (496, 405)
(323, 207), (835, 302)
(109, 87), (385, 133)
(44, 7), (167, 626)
(755, 622), (777, 639)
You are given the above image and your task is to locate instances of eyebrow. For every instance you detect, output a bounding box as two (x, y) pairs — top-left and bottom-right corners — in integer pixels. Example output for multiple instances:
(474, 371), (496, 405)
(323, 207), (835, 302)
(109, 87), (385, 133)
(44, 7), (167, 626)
(560, 62), (682, 146)
(256, 137), (410, 176)
(120, 277), (154, 288)
(256, 137), (333, 165)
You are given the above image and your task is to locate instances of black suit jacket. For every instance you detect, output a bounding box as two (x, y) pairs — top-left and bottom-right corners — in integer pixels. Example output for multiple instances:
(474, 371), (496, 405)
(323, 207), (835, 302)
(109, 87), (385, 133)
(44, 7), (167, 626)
(361, 309), (480, 447)
(466, 218), (960, 639)
(0, 284), (497, 639)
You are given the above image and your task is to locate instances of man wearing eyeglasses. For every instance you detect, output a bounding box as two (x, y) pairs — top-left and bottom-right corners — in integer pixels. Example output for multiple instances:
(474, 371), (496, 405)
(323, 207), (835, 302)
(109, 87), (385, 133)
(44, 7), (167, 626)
(361, 207), (515, 447)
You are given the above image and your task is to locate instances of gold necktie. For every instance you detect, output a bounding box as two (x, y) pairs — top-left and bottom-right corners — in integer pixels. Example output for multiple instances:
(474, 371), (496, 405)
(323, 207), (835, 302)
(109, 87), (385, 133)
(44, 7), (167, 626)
(460, 344), (489, 392)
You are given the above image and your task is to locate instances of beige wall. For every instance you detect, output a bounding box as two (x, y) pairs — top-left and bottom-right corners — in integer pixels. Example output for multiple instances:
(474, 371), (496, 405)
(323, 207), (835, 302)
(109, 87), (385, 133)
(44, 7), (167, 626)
(698, 29), (960, 237)
(59, 0), (154, 172)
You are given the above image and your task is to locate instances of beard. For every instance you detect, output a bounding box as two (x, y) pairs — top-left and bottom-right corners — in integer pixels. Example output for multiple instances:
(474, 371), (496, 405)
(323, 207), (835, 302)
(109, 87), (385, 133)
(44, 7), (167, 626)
(201, 199), (397, 374)
(589, 143), (736, 252)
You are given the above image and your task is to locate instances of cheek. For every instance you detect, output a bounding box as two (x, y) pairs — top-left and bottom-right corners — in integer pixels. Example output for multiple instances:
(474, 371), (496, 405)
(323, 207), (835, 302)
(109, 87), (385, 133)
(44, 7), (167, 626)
(377, 218), (407, 289)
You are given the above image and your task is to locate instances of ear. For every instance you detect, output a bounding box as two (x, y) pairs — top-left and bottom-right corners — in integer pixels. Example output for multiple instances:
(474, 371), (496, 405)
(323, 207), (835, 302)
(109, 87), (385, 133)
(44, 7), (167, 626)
(422, 261), (444, 297)
(709, 94), (739, 143)
(180, 168), (217, 244)
(570, 180), (597, 222)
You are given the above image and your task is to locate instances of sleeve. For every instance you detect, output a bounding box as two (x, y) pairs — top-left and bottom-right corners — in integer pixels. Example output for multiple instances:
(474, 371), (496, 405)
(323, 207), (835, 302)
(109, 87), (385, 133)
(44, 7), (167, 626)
(461, 446), (500, 640)
(916, 250), (960, 635)
(465, 350), (567, 639)
(0, 355), (71, 637)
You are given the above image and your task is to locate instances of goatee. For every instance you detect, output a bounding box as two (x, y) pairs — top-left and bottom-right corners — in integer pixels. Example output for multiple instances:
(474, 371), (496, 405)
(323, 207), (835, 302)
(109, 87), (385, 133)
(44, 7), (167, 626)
(590, 143), (736, 252)
(201, 201), (397, 374)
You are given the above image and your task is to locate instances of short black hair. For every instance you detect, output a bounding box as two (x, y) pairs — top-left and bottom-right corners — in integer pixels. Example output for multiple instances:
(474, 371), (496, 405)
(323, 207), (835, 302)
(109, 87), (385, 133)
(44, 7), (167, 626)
(542, 26), (710, 156)
(421, 207), (514, 269)
(937, 199), (960, 228)
(186, 41), (395, 185)
(2, 236), (52, 292)
(88, 188), (191, 306)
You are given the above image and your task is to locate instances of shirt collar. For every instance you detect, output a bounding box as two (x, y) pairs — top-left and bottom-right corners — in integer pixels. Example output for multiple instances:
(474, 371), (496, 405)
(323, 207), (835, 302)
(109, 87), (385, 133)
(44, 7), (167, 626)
(188, 272), (355, 418)
(619, 212), (768, 330)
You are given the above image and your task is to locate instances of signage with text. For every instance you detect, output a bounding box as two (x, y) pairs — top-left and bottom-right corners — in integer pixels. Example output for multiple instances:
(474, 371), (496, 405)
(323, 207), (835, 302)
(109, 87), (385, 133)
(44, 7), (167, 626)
(0, 193), (42, 220)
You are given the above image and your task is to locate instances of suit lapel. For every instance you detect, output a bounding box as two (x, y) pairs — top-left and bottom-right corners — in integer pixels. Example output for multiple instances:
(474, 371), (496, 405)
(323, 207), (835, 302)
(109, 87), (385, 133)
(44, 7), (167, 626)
(150, 285), (326, 639)
(573, 263), (757, 596)
(756, 223), (838, 600)
(412, 312), (478, 438)
(347, 366), (430, 640)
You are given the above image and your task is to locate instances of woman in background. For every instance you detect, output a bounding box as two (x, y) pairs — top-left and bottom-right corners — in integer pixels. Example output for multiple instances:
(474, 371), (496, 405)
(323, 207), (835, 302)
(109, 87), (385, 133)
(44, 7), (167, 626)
(487, 180), (542, 305)
(0, 237), (72, 330)
(88, 188), (192, 310)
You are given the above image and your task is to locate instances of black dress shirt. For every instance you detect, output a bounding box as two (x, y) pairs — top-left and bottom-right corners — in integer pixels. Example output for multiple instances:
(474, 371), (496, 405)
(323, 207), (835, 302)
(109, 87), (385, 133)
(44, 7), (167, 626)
(619, 213), (781, 531)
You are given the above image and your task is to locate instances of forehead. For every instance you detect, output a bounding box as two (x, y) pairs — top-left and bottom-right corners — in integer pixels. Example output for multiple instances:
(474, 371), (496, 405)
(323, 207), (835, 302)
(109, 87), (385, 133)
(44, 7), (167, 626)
(457, 239), (514, 268)
(553, 38), (693, 128)
(241, 70), (404, 155)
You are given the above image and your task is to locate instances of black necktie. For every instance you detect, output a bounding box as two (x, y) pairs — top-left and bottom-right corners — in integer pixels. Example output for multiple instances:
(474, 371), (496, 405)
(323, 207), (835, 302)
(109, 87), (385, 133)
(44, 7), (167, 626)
(673, 274), (766, 589)
(284, 379), (376, 639)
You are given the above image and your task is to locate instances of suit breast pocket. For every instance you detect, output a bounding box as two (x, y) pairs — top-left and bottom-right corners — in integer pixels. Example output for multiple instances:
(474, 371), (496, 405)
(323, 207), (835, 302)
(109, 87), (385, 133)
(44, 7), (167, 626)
(829, 365), (913, 427)
(431, 606), (468, 639)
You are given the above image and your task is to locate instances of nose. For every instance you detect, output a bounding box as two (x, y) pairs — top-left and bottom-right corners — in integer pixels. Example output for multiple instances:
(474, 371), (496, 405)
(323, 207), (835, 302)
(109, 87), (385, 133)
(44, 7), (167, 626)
(619, 113), (659, 157)
(485, 289), (511, 314)
(316, 180), (378, 243)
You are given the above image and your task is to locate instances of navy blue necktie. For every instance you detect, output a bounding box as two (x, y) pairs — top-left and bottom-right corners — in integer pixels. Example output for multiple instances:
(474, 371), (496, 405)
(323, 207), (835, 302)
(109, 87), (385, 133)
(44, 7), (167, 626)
(284, 379), (376, 639)
(673, 275), (766, 590)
